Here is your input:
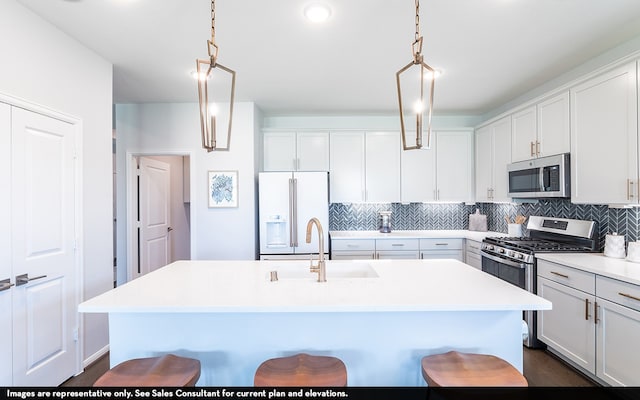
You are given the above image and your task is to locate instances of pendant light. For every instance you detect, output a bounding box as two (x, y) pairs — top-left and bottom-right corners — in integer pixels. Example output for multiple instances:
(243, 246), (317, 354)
(396, 0), (435, 150)
(196, 0), (236, 152)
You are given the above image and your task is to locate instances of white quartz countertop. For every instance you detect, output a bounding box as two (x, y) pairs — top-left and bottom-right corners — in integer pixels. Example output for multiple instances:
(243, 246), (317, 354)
(78, 259), (550, 313)
(329, 229), (506, 242)
(536, 253), (640, 286)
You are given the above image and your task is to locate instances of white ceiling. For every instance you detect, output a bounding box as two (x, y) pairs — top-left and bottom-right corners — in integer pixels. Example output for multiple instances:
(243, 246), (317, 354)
(15, 0), (640, 116)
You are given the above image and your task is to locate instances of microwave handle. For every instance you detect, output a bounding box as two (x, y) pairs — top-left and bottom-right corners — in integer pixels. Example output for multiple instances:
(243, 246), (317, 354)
(539, 168), (545, 192)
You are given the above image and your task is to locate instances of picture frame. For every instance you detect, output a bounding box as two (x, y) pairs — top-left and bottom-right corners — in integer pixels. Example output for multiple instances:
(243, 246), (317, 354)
(208, 170), (238, 208)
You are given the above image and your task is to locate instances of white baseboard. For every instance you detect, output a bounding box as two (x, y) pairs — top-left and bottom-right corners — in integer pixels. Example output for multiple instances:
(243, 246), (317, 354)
(83, 344), (110, 369)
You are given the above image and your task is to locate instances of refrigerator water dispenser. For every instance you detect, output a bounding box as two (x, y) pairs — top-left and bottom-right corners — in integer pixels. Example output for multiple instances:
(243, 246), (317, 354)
(266, 216), (288, 247)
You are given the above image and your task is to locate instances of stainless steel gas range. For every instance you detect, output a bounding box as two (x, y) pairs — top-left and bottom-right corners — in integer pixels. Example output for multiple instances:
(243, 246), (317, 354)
(481, 216), (599, 348)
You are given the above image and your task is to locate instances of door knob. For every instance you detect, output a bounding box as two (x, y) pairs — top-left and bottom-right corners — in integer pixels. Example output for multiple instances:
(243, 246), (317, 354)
(167, 227), (173, 232)
(0, 278), (14, 292)
(16, 273), (47, 286)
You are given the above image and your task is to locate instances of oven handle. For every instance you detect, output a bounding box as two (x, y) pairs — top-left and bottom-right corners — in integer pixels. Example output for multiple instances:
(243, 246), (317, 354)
(481, 251), (531, 269)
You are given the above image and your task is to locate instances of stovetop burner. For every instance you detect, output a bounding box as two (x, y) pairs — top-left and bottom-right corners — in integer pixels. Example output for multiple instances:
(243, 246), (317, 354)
(484, 236), (595, 253)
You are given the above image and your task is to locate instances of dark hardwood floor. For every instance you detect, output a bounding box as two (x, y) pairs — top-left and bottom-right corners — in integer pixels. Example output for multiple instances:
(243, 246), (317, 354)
(61, 347), (597, 387)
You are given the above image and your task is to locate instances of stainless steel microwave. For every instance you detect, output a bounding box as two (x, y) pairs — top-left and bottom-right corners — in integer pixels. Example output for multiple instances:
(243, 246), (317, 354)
(507, 153), (570, 198)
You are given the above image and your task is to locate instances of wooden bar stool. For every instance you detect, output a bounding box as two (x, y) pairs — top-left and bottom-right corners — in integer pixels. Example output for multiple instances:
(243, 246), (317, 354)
(421, 351), (528, 387)
(254, 353), (347, 387)
(94, 354), (201, 387)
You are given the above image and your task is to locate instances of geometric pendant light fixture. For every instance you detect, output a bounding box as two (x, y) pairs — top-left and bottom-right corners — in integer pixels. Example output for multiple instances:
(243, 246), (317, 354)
(196, 0), (236, 152)
(395, 0), (435, 150)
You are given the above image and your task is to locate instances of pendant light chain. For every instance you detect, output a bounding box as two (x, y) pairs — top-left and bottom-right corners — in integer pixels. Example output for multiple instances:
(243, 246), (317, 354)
(414, 0), (420, 43)
(210, 0), (216, 44)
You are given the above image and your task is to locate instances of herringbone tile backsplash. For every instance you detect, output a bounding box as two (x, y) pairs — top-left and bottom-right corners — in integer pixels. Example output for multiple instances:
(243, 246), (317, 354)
(329, 199), (640, 251)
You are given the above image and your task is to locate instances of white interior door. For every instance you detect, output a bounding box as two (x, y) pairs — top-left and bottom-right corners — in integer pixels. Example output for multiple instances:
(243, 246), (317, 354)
(0, 103), (12, 385)
(138, 157), (171, 276)
(11, 107), (78, 386)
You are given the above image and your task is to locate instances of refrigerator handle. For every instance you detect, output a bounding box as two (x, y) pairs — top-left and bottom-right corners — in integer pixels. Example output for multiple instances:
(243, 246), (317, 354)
(292, 178), (298, 247)
(289, 178), (295, 247)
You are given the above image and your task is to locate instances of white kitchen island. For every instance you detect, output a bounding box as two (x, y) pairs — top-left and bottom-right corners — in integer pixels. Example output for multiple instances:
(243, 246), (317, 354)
(79, 259), (550, 386)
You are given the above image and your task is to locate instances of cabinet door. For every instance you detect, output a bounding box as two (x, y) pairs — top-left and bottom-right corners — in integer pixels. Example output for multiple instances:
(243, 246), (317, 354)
(475, 125), (493, 202)
(571, 62), (638, 204)
(537, 91), (570, 158)
(511, 106), (537, 162)
(297, 131), (329, 171)
(436, 131), (474, 202)
(401, 135), (436, 202)
(491, 116), (512, 202)
(330, 132), (365, 203)
(365, 132), (401, 202)
(0, 103), (11, 385)
(264, 131), (296, 171)
(537, 277), (596, 374)
(596, 298), (640, 386)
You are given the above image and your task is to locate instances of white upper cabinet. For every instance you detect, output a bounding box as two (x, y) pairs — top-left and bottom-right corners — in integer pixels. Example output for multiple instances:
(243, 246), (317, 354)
(511, 106), (538, 162)
(401, 134), (436, 202)
(436, 131), (474, 202)
(330, 131), (400, 203)
(401, 130), (473, 203)
(570, 61), (638, 204)
(365, 132), (401, 203)
(537, 91), (570, 158)
(330, 132), (366, 203)
(263, 131), (329, 171)
(511, 92), (570, 162)
(475, 116), (511, 202)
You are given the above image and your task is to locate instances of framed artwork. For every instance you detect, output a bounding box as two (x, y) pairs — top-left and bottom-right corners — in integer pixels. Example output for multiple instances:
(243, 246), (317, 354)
(208, 170), (238, 208)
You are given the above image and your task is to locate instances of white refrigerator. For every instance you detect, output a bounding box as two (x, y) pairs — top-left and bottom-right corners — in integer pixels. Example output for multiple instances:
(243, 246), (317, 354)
(259, 171), (329, 259)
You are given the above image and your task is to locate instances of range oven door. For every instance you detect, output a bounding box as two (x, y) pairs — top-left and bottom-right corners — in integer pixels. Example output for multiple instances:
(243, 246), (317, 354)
(481, 250), (543, 348)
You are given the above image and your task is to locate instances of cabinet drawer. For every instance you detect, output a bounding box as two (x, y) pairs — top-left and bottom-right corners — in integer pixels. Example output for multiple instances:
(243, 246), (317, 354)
(465, 239), (482, 254)
(376, 238), (419, 251)
(420, 238), (463, 250)
(537, 260), (595, 294)
(421, 250), (463, 261)
(331, 250), (375, 260)
(331, 239), (375, 251)
(597, 276), (640, 312)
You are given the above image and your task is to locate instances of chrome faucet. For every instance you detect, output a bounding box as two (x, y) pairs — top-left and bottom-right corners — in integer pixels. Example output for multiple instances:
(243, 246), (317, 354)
(305, 217), (326, 282)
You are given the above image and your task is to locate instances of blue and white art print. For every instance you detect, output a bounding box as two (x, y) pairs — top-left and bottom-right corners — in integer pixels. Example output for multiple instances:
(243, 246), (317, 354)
(208, 170), (238, 208)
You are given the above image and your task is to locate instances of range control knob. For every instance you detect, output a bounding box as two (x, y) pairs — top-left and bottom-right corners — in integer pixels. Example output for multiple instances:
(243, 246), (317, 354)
(517, 253), (524, 260)
(498, 248), (505, 254)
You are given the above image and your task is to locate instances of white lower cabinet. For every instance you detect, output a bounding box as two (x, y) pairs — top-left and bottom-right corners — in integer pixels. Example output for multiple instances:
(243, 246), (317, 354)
(331, 239), (375, 260)
(537, 259), (640, 385)
(419, 238), (463, 261)
(331, 237), (466, 260)
(464, 240), (482, 269)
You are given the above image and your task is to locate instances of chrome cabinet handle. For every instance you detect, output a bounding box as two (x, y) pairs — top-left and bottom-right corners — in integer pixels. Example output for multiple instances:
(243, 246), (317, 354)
(594, 301), (600, 324)
(628, 179), (635, 200)
(536, 141), (541, 156)
(550, 271), (569, 279)
(0, 278), (14, 292)
(16, 273), (47, 286)
(619, 292), (640, 302)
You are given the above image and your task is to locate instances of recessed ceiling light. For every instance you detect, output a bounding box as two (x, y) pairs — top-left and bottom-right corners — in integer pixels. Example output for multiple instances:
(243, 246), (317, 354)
(304, 3), (332, 23)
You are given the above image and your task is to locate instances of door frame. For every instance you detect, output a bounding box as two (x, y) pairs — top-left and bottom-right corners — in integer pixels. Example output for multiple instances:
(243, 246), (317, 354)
(125, 151), (194, 282)
(0, 92), (84, 379)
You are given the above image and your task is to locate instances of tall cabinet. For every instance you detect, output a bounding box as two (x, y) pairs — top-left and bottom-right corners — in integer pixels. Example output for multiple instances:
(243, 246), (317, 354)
(475, 116), (511, 202)
(570, 61), (638, 204)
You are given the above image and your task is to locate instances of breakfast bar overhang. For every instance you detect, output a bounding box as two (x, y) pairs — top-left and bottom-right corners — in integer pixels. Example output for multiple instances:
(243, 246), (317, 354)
(79, 259), (551, 386)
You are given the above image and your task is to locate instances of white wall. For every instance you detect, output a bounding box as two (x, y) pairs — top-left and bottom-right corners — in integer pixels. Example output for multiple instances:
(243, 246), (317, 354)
(115, 102), (260, 277)
(0, 0), (113, 368)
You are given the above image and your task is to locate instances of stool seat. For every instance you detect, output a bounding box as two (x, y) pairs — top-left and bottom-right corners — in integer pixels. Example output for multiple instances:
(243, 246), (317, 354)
(94, 354), (201, 387)
(254, 353), (347, 387)
(421, 351), (528, 387)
